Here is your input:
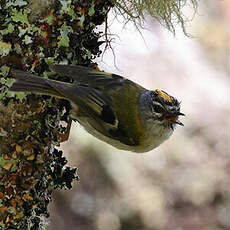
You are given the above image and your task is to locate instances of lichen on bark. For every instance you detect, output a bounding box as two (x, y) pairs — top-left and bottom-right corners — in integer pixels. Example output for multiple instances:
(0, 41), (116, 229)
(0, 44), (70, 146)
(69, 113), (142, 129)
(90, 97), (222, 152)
(0, 0), (112, 229)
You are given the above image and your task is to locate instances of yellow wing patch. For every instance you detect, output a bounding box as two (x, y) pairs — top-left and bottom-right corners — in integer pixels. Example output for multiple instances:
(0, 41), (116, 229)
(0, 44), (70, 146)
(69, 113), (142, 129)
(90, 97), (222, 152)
(155, 89), (172, 103)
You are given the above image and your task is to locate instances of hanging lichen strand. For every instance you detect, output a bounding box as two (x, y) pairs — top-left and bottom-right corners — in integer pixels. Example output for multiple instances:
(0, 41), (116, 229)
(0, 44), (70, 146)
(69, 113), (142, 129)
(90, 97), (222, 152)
(0, 0), (112, 229)
(113, 0), (198, 35)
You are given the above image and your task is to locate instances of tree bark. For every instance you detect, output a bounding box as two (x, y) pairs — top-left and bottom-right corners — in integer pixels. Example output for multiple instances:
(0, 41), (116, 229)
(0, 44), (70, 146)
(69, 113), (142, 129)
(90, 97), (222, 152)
(0, 0), (112, 229)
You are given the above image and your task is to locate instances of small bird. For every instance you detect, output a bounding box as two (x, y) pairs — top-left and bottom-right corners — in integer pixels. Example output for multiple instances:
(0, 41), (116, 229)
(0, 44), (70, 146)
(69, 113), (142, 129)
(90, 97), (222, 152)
(10, 65), (184, 152)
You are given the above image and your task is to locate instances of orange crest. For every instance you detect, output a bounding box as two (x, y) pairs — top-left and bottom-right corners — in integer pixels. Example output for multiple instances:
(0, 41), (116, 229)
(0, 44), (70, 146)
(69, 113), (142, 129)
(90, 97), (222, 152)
(155, 89), (172, 103)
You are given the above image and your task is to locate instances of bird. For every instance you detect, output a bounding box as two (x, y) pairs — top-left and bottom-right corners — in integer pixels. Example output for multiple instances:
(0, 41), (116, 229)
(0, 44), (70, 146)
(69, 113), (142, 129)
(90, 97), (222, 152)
(9, 65), (184, 153)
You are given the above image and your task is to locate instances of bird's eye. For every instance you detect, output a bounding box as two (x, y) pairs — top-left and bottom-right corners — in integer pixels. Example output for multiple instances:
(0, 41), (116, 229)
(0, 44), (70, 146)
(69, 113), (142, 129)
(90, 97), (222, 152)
(153, 104), (165, 113)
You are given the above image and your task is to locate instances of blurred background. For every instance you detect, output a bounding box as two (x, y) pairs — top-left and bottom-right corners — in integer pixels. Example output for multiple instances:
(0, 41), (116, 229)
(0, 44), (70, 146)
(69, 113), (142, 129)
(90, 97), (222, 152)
(48, 1), (230, 230)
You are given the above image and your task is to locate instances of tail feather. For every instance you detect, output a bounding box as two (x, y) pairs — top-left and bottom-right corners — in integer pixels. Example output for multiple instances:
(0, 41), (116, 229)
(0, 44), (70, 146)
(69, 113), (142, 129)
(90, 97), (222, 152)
(10, 69), (63, 97)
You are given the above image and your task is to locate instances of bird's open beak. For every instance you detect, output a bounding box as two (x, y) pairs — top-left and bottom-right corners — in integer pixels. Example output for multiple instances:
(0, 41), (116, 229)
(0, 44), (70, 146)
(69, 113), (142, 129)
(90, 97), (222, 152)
(166, 112), (185, 126)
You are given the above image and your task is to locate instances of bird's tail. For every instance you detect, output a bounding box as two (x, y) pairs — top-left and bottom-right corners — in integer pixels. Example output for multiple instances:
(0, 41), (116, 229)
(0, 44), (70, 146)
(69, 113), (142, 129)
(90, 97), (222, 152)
(10, 69), (64, 98)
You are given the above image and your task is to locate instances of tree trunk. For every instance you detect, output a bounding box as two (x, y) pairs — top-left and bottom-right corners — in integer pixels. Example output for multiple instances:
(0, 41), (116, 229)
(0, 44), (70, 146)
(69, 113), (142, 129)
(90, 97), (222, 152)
(0, 0), (112, 229)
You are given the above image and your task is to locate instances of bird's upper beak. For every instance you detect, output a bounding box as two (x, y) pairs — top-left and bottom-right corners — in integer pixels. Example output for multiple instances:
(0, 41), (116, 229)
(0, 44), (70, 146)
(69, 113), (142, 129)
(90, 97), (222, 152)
(165, 112), (185, 126)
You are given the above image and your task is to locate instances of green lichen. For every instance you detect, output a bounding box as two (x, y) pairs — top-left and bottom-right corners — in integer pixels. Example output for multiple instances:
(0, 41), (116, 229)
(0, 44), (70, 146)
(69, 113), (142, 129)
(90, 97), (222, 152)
(0, 65), (10, 77)
(88, 2), (95, 16)
(6, 91), (27, 102)
(0, 66), (26, 101)
(0, 76), (27, 101)
(11, 8), (30, 26)
(0, 23), (14, 36)
(6, 0), (28, 8)
(59, 0), (77, 19)
(0, 41), (12, 56)
(23, 34), (33, 44)
(45, 57), (56, 66)
(57, 22), (73, 48)
(0, 222), (6, 229)
(78, 14), (85, 28)
(18, 24), (41, 38)
(0, 78), (14, 87)
(81, 47), (92, 60)
(44, 9), (55, 25)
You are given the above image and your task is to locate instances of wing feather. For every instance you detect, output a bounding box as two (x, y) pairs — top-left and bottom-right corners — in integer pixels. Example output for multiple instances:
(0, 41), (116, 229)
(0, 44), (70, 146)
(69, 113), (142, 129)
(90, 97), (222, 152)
(51, 64), (126, 89)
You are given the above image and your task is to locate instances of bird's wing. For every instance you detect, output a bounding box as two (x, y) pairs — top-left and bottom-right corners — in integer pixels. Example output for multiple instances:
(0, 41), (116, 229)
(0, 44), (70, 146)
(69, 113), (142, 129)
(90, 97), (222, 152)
(51, 64), (128, 90)
(51, 65), (145, 146)
(46, 79), (138, 146)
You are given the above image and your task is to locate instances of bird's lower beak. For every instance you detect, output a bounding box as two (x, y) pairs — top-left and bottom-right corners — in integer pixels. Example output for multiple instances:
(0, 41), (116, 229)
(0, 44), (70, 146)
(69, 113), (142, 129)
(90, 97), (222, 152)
(174, 120), (184, 126)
